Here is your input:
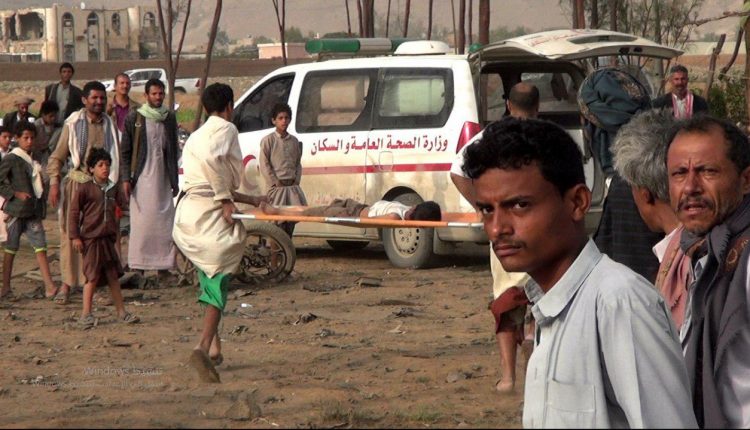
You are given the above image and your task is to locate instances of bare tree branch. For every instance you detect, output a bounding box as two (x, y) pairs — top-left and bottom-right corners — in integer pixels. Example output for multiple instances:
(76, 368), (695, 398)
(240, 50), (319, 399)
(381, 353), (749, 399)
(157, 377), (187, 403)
(345, 0), (352, 36)
(272, 0), (287, 65)
(457, 0), (465, 54)
(173, 0), (191, 79)
(403, 0), (410, 37)
(156, 0), (176, 108)
(427, 0), (433, 39)
(706, 33), (726, 100)
(192, 0), (223, 131)
(690, 9), (750, 26)
(719, 28), (744, 78)
(385, 0), (391, 37)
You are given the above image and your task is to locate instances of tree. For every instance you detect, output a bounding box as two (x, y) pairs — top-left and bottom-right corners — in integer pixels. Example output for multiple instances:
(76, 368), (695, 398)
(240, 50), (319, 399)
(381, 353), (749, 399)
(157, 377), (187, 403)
(254, 35), (273, 44)
(285, 26), (305, 43)
(489, 25), (531, 42)
(362, 0), (375, 37)
(323, 31), (352, 38)
(169, 0), (191, 30)
(403, 0), (411, 37)
(272, 0), (287, 65)
(591, 0), (600, 28)
(212, 29), (230, 48)
(467, 0), (473, 44)
(575, 0), (585, 28)
(427, 0), (434, 39)
(345, 0), (352, 36)
(558, 0), (704, 50)
(355, 0), (363, 36)
(610, 0), (618, 31)
(385, 0), (391, 37)
(192, 0), (223, 131)
(155, 0), (192, 111)
(478, 0), (490, 44)
(457, 0), (466, 53)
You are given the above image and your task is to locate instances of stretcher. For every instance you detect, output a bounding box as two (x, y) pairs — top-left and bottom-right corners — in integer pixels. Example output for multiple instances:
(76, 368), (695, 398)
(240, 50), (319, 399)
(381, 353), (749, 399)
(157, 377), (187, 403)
(177, 209), (483, 288)
(231, 209), (483, 229)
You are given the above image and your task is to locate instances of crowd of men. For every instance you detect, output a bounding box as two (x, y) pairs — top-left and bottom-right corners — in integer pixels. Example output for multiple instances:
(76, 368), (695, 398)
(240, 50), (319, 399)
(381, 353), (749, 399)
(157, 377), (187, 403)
(460, 65), (748, 428)
(0, 60), (747, 428)
(0, 62), (180, 306)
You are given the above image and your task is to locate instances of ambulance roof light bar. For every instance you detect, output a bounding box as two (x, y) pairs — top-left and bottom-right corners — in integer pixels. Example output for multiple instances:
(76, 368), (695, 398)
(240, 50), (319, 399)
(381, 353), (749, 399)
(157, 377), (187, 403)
(305, 38), (415, 60)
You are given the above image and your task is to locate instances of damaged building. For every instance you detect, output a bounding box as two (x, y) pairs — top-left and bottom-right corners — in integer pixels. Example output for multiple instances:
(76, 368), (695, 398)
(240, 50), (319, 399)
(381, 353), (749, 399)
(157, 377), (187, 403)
(0, 4), (162, 62)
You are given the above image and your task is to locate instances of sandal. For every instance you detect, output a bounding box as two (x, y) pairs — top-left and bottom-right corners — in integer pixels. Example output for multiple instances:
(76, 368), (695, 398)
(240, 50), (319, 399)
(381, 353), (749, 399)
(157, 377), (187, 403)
(53, 287), (70, 305)
(45, 286), (60, 300)
(78, 314), (97, 330)
(0, 291), (19, 302)
(121, 312), (140, 324)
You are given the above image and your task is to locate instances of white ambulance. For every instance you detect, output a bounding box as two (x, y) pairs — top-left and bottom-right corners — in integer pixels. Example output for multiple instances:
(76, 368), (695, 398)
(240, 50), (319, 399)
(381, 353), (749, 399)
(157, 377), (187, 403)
(230, 29), (681, 268)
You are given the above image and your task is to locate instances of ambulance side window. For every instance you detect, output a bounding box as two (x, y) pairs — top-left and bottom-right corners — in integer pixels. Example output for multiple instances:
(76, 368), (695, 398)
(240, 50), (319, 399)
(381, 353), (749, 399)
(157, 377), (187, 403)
(374, 68), (453, 129)
(296, 69), (376, 132)
(233, 74), (294, 133)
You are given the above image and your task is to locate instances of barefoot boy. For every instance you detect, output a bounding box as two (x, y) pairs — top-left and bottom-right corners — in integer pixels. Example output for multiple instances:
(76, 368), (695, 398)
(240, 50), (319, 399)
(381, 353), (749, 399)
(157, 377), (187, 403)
(68, 148), (139, 329)
(174, 83), (268, 382)
(0, 122), (58, 300)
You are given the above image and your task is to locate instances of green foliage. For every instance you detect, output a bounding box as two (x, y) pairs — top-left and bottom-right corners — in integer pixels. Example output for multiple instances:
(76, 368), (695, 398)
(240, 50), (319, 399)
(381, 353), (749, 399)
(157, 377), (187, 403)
(559, 0), (705, 50)
(138, 42), (151, 59)
(209, 30), (231, 47)
(254, 35), (273, 44)
(285, 26), (306, 43)
(698, 31), (723, 42)
(323, 31), (353, 38)
(708, 85), (728, 119)
(175, 108), (196, 124)
(231, 45), (259, 59)
(710, 75), (748, 126)
(489, 25), (532, 42)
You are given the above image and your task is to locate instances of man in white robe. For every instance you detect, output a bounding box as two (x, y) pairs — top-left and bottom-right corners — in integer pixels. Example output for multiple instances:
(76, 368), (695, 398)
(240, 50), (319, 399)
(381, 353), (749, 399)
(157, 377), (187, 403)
(173, 83), (264, 383)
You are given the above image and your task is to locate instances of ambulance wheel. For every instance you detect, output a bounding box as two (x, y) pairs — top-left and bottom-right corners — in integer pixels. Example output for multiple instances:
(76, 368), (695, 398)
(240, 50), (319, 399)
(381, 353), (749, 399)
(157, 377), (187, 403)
(382, 192), (436, 269)
(327, 240), (369, 251)
(236, 221), (296, 284)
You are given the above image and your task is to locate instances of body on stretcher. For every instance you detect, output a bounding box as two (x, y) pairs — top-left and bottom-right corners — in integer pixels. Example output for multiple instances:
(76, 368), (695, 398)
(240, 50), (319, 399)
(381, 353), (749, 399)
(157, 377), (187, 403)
(218, 208), (483, 285)
(231, 208), (483, 229)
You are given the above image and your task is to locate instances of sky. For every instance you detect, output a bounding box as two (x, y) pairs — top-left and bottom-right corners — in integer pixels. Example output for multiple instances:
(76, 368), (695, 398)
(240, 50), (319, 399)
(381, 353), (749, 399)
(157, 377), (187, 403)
(4, 0), (742, 48)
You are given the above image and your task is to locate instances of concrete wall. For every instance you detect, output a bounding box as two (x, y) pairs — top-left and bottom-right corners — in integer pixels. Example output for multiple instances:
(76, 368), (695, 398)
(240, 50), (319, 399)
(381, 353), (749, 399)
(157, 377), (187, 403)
(257, 43), (310, 60)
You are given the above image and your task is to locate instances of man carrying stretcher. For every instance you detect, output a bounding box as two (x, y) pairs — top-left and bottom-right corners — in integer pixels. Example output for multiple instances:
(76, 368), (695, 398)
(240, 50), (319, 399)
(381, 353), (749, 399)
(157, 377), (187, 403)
(261, 198), (442, 221)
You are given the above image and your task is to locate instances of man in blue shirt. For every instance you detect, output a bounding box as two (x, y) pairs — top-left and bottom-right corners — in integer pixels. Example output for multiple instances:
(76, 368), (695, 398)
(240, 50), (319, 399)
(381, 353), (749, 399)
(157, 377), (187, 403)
(462, 117), (696, 428)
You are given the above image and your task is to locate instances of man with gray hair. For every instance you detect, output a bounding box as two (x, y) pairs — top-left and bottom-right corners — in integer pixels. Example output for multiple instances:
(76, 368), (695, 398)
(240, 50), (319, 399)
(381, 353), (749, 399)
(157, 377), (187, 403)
(611, 109), (689, 326)
(653, 65), (708, 119)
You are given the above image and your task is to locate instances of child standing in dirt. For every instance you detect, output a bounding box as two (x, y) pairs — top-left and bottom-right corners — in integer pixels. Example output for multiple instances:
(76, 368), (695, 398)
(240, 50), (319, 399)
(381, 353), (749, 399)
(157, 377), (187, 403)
(259, 103), (307, 238)
(0, 122), (58, 300)
(68, 148), (139, 329)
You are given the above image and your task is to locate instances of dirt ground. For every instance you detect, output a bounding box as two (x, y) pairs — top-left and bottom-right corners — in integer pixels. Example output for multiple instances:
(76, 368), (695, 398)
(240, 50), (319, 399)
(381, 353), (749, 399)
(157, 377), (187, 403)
(0, 212), (525, 428)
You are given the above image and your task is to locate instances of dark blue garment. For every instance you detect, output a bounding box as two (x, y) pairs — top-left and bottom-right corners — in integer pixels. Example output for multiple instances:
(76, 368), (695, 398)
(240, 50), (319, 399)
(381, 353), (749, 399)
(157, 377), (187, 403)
(578, 68), (652, 174)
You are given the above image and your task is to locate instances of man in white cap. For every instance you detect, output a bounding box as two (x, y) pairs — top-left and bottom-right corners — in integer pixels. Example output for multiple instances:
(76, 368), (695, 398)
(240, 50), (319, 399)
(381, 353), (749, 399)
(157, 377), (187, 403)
(2, 97), (36, 135)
